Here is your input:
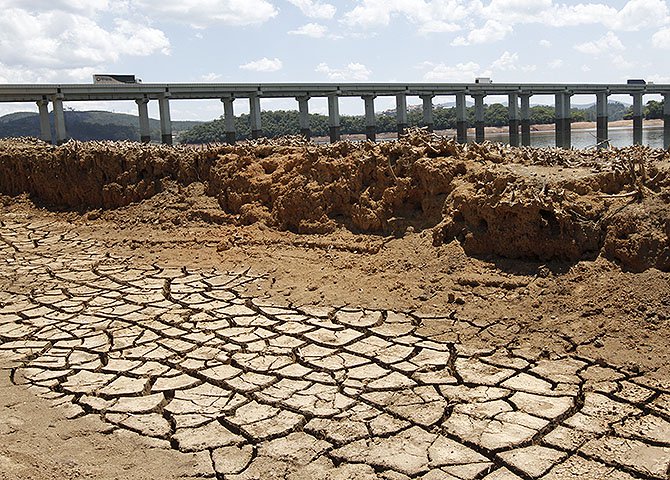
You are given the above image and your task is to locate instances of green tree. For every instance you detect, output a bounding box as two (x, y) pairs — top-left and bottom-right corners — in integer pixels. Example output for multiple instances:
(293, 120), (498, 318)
(484, 103), (508, 127)
(645, 100), (664, 119)
(530, 106), (555, 125)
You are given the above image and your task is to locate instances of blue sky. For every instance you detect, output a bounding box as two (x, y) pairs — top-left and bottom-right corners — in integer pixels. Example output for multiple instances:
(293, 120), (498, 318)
(1, 0), (670, 119)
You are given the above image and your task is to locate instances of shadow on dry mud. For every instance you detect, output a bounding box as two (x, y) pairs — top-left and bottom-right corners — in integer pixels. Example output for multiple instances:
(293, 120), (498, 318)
(0, 131), (668, 272)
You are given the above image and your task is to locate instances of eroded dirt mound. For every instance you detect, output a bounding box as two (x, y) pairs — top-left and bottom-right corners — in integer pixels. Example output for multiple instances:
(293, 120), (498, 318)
(0, 137), (230, 209)
(0, 132), (669, 271)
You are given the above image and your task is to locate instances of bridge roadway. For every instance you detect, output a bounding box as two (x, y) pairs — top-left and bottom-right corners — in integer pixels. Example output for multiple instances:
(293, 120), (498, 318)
(2, 82), (670, 148)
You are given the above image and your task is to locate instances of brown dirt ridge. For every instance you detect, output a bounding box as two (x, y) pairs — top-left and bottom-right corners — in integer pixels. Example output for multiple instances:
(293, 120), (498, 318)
(1, 130), (668, 272)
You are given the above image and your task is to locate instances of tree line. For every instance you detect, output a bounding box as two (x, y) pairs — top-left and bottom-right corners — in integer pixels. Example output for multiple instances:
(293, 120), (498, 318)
(179, 100), (661, 144)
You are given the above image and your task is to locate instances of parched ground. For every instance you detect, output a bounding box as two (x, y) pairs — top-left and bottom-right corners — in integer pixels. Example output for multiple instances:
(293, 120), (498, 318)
(0, 134), (669, 479)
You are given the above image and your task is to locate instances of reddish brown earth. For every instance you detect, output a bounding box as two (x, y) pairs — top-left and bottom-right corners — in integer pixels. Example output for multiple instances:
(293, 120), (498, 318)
(0, 132), (669, 479)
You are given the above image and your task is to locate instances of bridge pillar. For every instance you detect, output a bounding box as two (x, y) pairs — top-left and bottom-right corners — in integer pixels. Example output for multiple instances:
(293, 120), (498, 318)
(474, 94), (485, 143)
(420, 95), (434, 132)
(396, 93), (408, 137)
(596, 91), (608, 149)
(36, 99), (52, 144)
(520, 94), (531, 146)
(664, 93), (670, 150)
(363, 95), (376, 142)
(135, 97), (151, 143)
(221, 96), (236, 144)
(249, 95), (262, 139)
(632, 92), (643, 145)
(328, 94), (340, 143)
(297, 96), (310, 140)
(456, 93), (467, 144)
(555, 92), (571, 149)
(158, 94), (172, 145)
(52, 95), (67, 145)
(508, 93), (519, 147)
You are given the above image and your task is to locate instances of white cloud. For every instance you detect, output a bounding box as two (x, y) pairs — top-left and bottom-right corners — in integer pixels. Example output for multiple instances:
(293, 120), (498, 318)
(451, 19), (511, 45)
(342, 0), (469, 34)
(491, 51), (518, 71)
(646, 73), (670, 83)
(315, 62), (371, 81)
(0, 62), (107, 84)
(477, 0), (670, 37)
(606, 0), (669, 31)
(538, 4), (614, 28)
(0, 0), (112, 15)
(286, 0), (336, 19)
(133, 0), (278, 28)
(339, 0), (670, 47)
(0, 9), (169, 74)
(574, 32), (624, 55)
(288, 23), (328, 38)
(239, 57), (283, 72)
(201, 72), (222, 82)
(483, 0), (551, 24)
(573, 31), (634, 71)
(539, 39), (551, 48)
(417, 20), (462, 34)
(548, 59), (563, 69)
(652, 27), (670, 49)
(419, 61), (488, 82)
(610, 54), (634, 70)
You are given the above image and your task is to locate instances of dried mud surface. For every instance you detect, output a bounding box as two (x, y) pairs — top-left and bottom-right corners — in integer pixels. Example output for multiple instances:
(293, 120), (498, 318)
(0, 134), (669, 479)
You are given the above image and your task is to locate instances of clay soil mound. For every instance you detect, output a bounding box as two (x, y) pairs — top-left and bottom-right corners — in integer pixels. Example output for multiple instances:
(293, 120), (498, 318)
(0, 132), (668, 271)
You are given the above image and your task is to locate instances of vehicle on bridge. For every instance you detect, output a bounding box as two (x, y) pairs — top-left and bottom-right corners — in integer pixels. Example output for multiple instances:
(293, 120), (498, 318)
(92, 74), (141, 84)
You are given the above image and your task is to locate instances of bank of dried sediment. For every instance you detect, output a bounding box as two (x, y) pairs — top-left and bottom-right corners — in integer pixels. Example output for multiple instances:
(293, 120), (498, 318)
(0, 133), (668, 271)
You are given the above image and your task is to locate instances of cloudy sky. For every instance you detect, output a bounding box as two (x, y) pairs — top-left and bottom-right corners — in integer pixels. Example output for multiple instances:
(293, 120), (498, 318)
(2, 0), (670, 119)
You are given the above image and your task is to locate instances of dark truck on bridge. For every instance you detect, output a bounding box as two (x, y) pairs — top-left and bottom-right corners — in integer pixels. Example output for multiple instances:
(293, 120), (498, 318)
(92, 74), (141, 84)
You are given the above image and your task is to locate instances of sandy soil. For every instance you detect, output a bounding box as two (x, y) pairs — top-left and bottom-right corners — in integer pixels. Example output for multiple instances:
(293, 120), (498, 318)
(0, 133), (668, 478)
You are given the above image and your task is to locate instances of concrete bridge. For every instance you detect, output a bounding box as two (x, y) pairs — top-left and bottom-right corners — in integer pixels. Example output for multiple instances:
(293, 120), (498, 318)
(1, 82), (669, 148)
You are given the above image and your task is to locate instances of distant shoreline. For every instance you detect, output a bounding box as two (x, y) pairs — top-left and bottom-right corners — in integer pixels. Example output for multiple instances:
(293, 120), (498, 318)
(319, 119), (664, 142)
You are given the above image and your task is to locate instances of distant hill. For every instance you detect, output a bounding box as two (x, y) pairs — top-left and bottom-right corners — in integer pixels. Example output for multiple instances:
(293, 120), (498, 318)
(0, 110), (203, 142)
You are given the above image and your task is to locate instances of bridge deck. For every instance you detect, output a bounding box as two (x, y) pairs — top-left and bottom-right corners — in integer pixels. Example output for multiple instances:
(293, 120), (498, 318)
(0, 82), (668, 102)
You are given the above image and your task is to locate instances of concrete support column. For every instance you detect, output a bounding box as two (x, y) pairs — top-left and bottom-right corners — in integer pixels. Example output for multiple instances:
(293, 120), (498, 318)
(520, 94), (531, 146)
(420, 95), (434, 132)
(36, 99), (52, 144)
(455, 93), (467, 144)
(221, 96), (236, 144)
(596, 92), (608, 148)
(135, 97), (151, 143)
(363, 95), (376, 142)
(249, 95), (262, 139)
(158, 94), (172, 145)
(554, 92), (571, 149)
(52, 95), (67, 145)
(396, 93), (408, 137)
(297, 96), (310, 140)
(474, 95), (485, 143)
(664, 93), (670, 150)
(508, 93), (519, 147)
(632, 92), (643, 145)
(328, 94), (340, 143)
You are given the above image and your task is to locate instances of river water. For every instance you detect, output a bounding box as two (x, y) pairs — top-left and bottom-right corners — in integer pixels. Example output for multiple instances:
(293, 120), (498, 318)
(484, 125), (666, 149)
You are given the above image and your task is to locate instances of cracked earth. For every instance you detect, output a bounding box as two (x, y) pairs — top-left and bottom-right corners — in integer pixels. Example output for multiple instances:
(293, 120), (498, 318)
(1, 217), (669, 480)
